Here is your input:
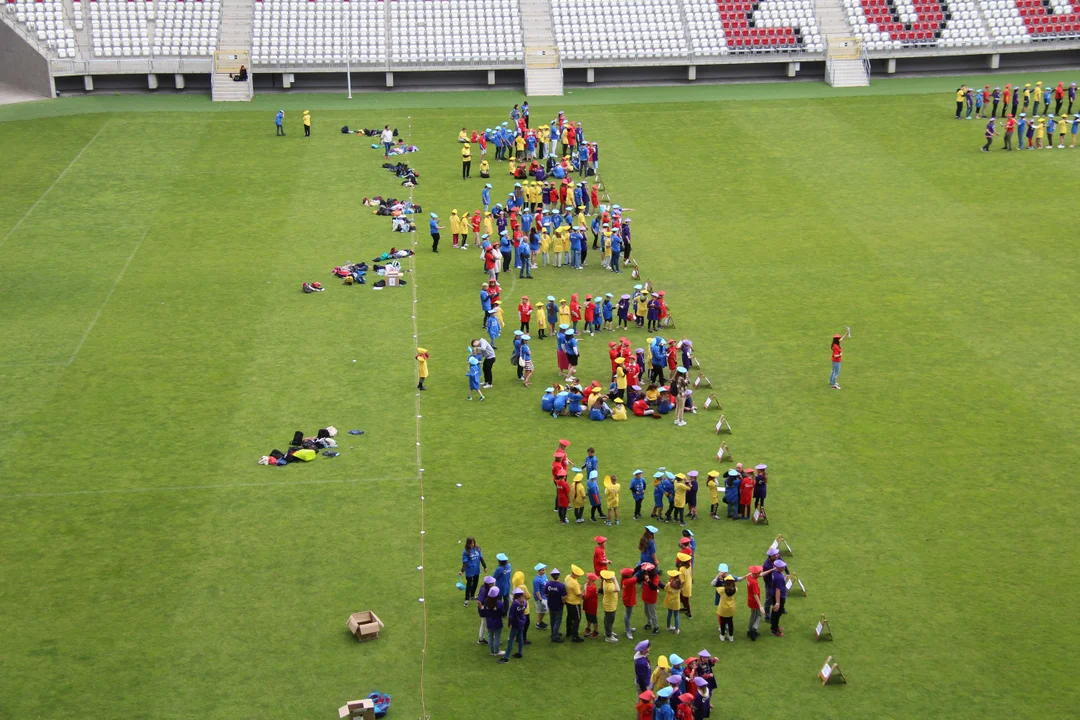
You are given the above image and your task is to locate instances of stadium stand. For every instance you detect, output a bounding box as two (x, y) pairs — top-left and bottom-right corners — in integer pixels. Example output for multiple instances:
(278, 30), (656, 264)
(980, 0), (1080, 44)
(7, 0), (77, 57)
(841, 0), (991, 49)
(153, 0), (220, 57)
(252, 0), (387, 67)
(553, 0), (823, 61)
(389, 0), (523, 65)
(89, 0), (151, 58)
(553, 0), (688, 61)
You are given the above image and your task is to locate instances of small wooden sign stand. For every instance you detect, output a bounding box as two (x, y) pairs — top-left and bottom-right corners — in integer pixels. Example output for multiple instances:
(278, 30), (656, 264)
(714, 414), (732, 435)
(702, 392), (721, 409)
(752, 506), (768, 525)
(769, 534), (794, 556)
(819, 656), (846, 686)
(716, 442), (731, 462)
(815, 614), (833, 641)
(694, 372), (712, 389)
(785, 573), (807, 597)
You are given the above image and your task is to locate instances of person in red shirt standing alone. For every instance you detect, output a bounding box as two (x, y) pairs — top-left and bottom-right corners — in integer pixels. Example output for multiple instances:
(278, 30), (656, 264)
(830, 328), (851, 390)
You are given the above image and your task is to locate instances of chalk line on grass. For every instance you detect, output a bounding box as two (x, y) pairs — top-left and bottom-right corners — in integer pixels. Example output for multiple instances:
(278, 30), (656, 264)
(66, 225), (149, 367)
(0, 120), (110, 251)
(0, 475), (412, 500)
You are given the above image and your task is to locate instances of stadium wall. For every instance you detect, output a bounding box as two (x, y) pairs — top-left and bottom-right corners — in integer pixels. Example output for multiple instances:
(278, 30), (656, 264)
(0, 20), (55, 98)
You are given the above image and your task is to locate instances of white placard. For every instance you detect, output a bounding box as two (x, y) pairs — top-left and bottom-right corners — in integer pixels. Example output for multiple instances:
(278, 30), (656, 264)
(815, 621), (824, 637)
(820, 661), (833, 680)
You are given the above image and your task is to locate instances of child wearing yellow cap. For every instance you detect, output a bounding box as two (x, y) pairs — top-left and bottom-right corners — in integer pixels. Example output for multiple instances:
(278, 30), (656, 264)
(651, 654), (671, 689)
(604, 475), (621, 526)
(415, 348), (429, 391)
(677, 553), (693, 618)
(664, 570), (683, 635)
(535, 302), (548, 340)
(565, 565), (585, 642)
(706, 470), (721, 519)
(601, 569), (620, 642)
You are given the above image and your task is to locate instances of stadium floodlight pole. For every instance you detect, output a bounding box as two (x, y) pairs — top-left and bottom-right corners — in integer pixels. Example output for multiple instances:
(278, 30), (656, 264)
(346, 56), (352, 99)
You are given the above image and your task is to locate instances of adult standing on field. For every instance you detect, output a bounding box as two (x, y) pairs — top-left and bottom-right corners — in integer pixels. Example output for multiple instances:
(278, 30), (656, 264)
(381, 125), (394, 158)
(462, 142), (472, 180)
(472, 338), (496, 389)
(459, 536), (487, 607)
(830, 329), (850, 390)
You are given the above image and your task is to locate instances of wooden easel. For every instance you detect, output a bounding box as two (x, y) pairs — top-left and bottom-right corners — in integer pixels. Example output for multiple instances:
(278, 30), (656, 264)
(701, 392), (720, 409)
(815, 614), (833, 641)
(716, 442), (731, 462)
(769, 534), (794, 556)
(694, 372), (712, 389)
(752, 506), (768, 525)
(785, 573), (807, 597)
(714, 414), (732, 435)
(819, 656), (847, 686)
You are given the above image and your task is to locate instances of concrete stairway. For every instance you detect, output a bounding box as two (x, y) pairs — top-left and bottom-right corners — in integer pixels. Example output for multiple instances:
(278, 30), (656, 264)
(816, 0), (870, 87)
(828, 56), (869, 86)
(519, 0), (563, 96)
(212, 0), (253, 100)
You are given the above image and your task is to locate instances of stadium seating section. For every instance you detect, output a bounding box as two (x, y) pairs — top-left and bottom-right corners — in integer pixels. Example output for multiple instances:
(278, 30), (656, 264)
(253, 0), (387, 66)
(7, 0), (77, 57)
(553, 0), (823, 61)
(388, 0), (523, 65)
(252, 0), (522, 67)
(844, 0), (1080, 48)
(152, 0), (219, 56)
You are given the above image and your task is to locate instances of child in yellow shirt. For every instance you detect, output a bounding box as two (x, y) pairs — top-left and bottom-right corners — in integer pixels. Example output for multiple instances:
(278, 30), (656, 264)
(604, 474), (621, 525)
(539, 231), (552, 266)
(706, 470), (721, 519)
(535, 302), (548, 339)
(416, 348), (429, 391)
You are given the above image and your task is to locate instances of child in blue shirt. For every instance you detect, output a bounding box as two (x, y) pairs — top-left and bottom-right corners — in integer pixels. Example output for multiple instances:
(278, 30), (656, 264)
(584, 448), (598, 478)
(552, 391), (569, 418)
(541, 387), (556, 413)
(568, 387), (584, 416)
(486, 310), (501, 348)
(586, 470), (606, 521)
(651, 472), (666, 520)
(602, 294), (614, 332)
(630, 470), (646, 520)
(1017, 114), (1028, 149)
(467, 356), (484, 401)
(724, 470), (739, 519)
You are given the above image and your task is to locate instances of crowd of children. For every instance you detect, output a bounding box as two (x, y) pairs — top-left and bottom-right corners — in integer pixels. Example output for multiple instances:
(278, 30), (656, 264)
(953, 80), (1080, 152)
(461, 512), (795, 676)
(550, 445), (769, 528)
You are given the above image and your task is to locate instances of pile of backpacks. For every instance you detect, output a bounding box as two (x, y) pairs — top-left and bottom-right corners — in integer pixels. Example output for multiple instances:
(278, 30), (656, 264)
(259, 427), (339, 466)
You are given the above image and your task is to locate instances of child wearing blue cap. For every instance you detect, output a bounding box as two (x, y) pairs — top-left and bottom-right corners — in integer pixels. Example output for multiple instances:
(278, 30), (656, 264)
(467, 356), (484, 401)
(587, 470), (605, 522)
(654, 686), (675, 719)
(630, 470), (646, 520)
(651, 474), (665, 521)
(493, 553), (513, 606)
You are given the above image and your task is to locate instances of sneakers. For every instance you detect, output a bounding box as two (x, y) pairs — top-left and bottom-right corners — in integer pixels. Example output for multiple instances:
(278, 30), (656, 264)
(674, 628), (680, 635)
(463, 600), (469, 608)
(605, 634), (619, 643)
(771, 630), (785, 637)
(626, 631), (634, 640)
(497, 657), (509, 664)
(604, 521), (612, 526)
(831, 384), (841, 390)
(571, 637), (585, 643)
(512, 652), (523, 658)
(551, 636), (564, 643)
(478, 638), (488, 645)
(575, 518), (585, 523)
(560, 519), (569, 524)
(535, 622), (548, 629)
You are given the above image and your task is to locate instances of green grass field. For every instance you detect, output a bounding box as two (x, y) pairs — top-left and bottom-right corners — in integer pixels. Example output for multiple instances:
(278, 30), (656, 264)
(2, 76), (1078, 720)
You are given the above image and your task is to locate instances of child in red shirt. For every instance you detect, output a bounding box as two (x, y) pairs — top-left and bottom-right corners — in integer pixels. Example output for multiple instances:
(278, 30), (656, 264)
(471, 210), (482, 247)
(675, 693), (695, 720)
(518, 296), (532, 334)
(583, 572), (600, 638)
(636, 690), (654, 720)
(739, 473), (755, 519)
(639, 562), (661, 632)
(746, 564), (764, 640)
(621, 567), (639, 640)
(584, 297), (596, 336)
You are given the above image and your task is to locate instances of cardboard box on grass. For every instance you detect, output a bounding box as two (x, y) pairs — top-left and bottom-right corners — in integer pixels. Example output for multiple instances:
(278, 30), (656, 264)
(346, 611), (384, 642)
(338, 698), (375, 719)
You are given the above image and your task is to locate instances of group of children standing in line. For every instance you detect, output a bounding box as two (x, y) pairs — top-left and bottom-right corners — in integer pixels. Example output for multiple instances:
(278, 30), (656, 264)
(953, 80), (1080, 152)
(458, 522), (795, 677)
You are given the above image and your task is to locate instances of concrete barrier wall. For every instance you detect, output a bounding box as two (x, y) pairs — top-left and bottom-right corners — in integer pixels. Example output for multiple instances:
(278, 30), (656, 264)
(0, 21), (54, 98)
